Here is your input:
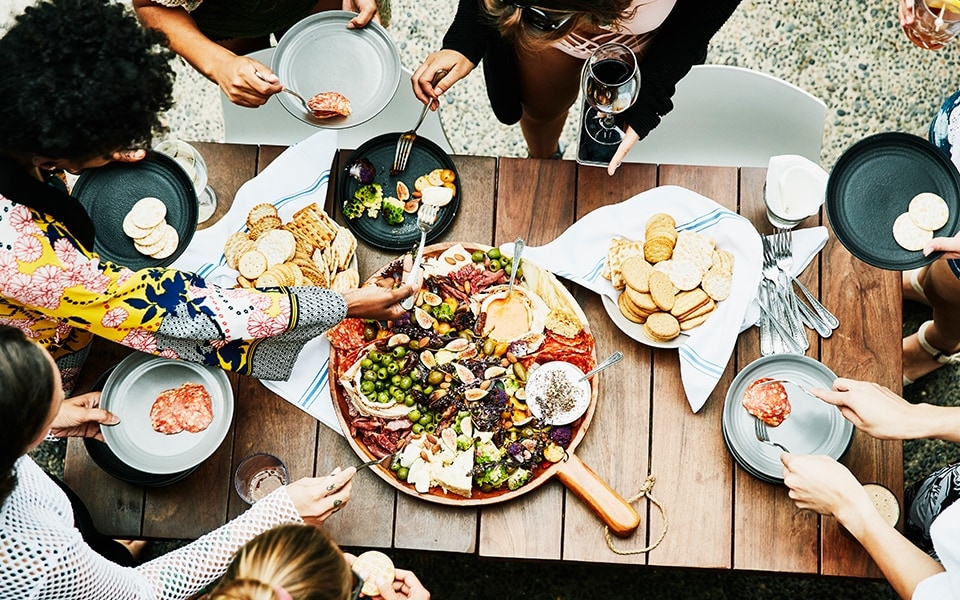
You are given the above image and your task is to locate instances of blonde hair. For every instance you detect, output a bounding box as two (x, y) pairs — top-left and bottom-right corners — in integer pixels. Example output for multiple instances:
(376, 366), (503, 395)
(203, 525), (354, 600)
(480, 0), (637, 49)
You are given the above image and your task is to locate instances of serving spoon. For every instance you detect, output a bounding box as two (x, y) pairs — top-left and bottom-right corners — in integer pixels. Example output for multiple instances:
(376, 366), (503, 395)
(578, 351), (624, 382)
(506, 237), (524, 297)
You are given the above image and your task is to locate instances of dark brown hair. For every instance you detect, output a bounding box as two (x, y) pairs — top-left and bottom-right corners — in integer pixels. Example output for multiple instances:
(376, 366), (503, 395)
(480, 0), (638, 49)
(203, 525), (354, 600)
(0, 325), (55, 505)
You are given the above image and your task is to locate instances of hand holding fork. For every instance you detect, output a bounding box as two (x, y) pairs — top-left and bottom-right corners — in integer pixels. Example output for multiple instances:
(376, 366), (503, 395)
(400, 203), (440, 311)
(392, 70), (447, 175)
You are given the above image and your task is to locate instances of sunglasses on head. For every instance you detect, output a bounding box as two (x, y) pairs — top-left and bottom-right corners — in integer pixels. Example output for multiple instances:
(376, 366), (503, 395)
(506, 2), (575, 31)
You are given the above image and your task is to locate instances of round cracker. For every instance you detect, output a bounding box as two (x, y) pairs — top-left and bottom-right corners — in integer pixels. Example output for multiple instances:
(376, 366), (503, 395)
(134, 223), (175, 256)
(148, 225), (180, 260)
(892, 212), (933, 251)
(908, 192), (949, 231)
(122, 211), (157, 239)
(129, 197), (167, 229)
(353, 551), (395, 597)
(134, 220), (169, 246)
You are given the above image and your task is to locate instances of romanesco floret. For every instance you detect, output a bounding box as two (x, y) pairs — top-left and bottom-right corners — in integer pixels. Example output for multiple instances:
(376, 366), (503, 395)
(507, 468), (531, 491)
(354, 183), (383, 218)
(342, 194), (365, 220)
(475, 439), (503, 464)
(431, 302), (454, 322)
(480, 462), (511, 487)
(382, 197), (405, 225)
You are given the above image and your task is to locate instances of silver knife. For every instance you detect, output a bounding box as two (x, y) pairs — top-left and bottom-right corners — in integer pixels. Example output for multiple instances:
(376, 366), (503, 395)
(356, 455), (391, 469)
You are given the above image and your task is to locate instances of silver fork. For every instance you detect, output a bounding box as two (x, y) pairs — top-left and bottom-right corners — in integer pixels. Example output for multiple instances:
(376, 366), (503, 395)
(754, 418), (790, 453)
(400, 204), (440, 310)
(392, 70), (447, 175)
(762, 237), (808, 354)
(773, 229), (840, 332)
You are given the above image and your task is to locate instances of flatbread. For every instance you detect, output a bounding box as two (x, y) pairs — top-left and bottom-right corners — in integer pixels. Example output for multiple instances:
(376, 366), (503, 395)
(892, 212), (933, 251)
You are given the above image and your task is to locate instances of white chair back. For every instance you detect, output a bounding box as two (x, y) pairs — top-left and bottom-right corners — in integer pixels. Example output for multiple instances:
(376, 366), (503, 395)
(623, 65), (826, 167)
(220, 48), (452, 152)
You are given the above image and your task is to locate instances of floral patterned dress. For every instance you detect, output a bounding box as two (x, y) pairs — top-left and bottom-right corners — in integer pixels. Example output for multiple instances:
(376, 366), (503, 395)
(0, 191), (347, 394)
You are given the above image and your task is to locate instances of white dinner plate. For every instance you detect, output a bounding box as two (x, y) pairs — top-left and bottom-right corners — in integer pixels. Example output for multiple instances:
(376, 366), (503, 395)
(272, 11), (401, 129)
(100, 353), (234, 474)
(600, 294), (690, 349)
(722, 354), (853, 484)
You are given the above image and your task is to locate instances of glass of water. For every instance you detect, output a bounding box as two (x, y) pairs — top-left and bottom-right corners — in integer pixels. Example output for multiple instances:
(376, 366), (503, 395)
(154, 139), (218, 224)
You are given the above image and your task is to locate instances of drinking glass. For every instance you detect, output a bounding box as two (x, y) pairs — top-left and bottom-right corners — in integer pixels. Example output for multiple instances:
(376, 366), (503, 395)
(903, 0), (960, 49)
(154, 139), (218, 223)
(580, 42), (641, 145)
(234, 453), (289, 504)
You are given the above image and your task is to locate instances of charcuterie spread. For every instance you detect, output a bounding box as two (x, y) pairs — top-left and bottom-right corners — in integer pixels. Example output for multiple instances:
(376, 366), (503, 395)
(327, 243), (597, 503)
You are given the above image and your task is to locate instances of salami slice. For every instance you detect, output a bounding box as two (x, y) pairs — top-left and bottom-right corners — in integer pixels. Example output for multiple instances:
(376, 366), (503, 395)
(327, 318), (367, 350)
(149, 383), (214, 434)
(306, 91), (352, 119)
(742, 377), (791, 427)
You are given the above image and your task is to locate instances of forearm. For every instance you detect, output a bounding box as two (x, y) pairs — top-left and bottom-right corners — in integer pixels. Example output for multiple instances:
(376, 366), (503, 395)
(133, 0), (235, 83)
(842, 509), (944, 599)
(915, 403), (960, 442)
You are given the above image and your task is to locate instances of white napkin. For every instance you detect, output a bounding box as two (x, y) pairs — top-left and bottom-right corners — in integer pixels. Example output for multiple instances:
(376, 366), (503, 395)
(741, 226), (829, 328)
(520, 186), (762, 413)
(764, 155), (828, 222)
(171, 129), (345, 432)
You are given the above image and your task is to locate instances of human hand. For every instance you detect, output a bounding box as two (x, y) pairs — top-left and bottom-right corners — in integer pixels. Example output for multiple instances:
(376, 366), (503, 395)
(369, 568), (430, 600)
(214, 55), (282, 107)
(411, 50), (474, 109)
(285, 467), (356, 525)
(899, 0), (916, 26)
(49, 392), (119, 441)
(813, 378), (920, 440)
(344, 0), (380, 28)
(923, 233), (960, 258)
(606, 126), (640, 176)
(781, 454), (873, 529)
(342, 283), (414, 321)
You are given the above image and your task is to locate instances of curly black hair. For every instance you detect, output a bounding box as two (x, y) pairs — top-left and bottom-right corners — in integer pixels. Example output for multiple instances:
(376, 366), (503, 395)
(0, 0), (176, 161)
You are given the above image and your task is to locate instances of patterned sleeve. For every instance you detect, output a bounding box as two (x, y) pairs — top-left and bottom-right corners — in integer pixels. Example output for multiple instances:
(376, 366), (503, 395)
(0, 202), (347, 381)
(142, 0), (204, 10)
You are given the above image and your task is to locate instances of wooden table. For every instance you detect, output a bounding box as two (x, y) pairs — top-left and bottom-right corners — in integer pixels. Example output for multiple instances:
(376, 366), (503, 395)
(64, 142), (902, 578)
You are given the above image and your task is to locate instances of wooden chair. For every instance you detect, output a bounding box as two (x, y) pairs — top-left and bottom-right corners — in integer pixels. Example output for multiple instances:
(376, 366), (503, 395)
(220, 48), (452, 152)
(623, 65), (827, 167)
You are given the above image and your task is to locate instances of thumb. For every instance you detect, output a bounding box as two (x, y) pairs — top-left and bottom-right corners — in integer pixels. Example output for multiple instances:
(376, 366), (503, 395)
(90, 408), (120, 426)
(373, 576), (398, 600)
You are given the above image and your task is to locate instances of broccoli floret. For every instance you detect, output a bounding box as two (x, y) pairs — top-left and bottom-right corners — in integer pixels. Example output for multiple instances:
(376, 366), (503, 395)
(507, 468), (531, 491)
(456, 434), (473, 451)
(475, 438), (503, 464)
(354, 183), (383, 218)
(382, 197), (405, 225)
(342, 194), (365, 220)
(431, 302), (454, 322)
(479, 462), (511, 487)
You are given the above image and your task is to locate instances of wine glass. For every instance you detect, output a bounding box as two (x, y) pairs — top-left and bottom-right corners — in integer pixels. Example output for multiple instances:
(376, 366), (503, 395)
(580, 42), (641, 145)
(154, 139), (218, 224)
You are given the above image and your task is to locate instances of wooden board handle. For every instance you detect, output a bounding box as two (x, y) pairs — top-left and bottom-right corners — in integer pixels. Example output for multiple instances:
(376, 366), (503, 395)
(555, 454), (640, 538)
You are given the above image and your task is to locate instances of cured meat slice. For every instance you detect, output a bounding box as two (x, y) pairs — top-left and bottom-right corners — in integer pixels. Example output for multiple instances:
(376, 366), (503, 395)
(742, 377), (791, 427)
(306, 92), (352, 119)
(149, 383), (214, 434)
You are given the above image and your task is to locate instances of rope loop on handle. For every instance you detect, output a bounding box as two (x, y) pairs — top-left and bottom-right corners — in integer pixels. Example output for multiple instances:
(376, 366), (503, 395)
(603, 474), (668, 555)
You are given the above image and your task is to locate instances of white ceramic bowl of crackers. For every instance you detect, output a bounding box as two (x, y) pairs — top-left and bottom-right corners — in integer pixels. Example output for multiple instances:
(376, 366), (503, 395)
(601, 212), (735, 348)
(223, 202), (360, 291)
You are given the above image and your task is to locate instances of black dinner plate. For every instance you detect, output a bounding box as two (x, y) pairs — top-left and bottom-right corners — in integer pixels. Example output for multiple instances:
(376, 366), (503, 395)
(73, 151), (198, 270)
(826, 132), (960, 271)
(83, 366), (197, 488)
(337, 133), (460, 251)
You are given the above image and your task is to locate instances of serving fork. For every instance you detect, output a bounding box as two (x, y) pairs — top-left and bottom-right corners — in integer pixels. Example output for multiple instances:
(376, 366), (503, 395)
(772, 229), (840, 332)
(754, 417), (790, 453)
(391, 70), (447, 175)
(761, 236), (808, 354)
(400, 203), (440, 311)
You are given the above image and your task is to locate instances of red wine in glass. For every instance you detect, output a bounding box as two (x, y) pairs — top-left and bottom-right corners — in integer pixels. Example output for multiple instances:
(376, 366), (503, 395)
(581, 43), (640, 145)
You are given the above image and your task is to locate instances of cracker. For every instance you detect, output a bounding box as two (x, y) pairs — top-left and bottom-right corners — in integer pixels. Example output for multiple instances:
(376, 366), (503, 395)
(623, 286), (658, 312)
(148, 225), (179, 259)
(646, 213), (676, 232)
(892, 212), (933, 251)
(671, 288), (709, 317)
(238, 250), (268, 280)
(129, 197), (167, 229)
(256, 228), (297, 267)
(353, 551), (395, 598)
(226, 238), (256, 270)
(620, 255), (654, 293)
(134, 223), (173, 256)
(255, 271), (283, 287)
(680, 312), (712, 331)
(648, 270), (676, 311)
(643, 312), (680, 341)
(711, 249), (735, 275)
(331, 267), (360, 292)
(701, 266), (733, 301)
(617, 292), (648, 323)
(134, 221), (168, 246)
(673, 230), (715, 273)
(122, 212), (158, 239)
(909, 192), (949, 231)
(643, 237), (674, 263)
(668, 257), (703, 291)
(248, 214), (282, 240)
(246, 203), (278, 227)
(677, 297), (716, 322)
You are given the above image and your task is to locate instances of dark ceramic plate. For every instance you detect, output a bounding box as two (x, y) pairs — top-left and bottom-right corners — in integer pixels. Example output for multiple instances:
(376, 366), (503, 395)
(337, 133), (460, 251)
(73, 151), (198, 269)
(826, 132), (960, 271)
(83, 365), (197, 488)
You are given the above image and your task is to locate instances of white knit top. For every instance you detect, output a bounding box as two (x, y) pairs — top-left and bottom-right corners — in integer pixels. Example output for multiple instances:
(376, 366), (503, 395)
(1, 456), (302, 600)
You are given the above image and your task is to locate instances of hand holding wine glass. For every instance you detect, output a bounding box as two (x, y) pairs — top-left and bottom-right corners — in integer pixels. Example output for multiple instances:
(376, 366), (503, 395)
(581, 42), (641, 146)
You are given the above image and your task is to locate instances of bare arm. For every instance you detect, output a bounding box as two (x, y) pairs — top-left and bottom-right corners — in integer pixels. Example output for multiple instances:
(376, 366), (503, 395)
(132, 0), (281, 106)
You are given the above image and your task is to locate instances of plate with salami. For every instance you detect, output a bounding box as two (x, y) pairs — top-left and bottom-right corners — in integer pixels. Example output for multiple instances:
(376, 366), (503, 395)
(327, 242), (640, 536)
(722, 354), (854, 484)
(100, 352), (234, 474)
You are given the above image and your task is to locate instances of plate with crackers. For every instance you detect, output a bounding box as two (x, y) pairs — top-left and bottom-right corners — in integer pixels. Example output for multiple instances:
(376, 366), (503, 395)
(224, 201), (360, 291)
(337, 133), (460, 251)
(74, 151), (198, 270)
(826, 132), (960, 271)
(601, 212), (735, 348)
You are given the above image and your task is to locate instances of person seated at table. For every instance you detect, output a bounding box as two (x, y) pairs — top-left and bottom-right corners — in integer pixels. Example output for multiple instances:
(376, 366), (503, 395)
(200, 524), (430, 600)
(901, 235), (960, 384)
(132, 0), (380, 107)
(781, 377), (960, 599)
(411, 0), (741, 174)
(0, 0), (412, 398)
(0, 324), (362, 599)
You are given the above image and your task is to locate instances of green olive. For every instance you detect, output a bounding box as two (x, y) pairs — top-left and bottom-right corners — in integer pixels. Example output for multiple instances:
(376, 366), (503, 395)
(407, 409), (422, 422)
(399, 376), (413, 390)
(374, 380), (386, 392)
(391, 461), (401, 472)
(396, 466), (409, 481)
(404, 396), (415, 406)
(363, 370), (377, 382)
(387, 363), (400, 376)
(368, 350), (382, 362)
(411, 424), (424, 435)
(360, 358), (373, 369)
(377, 391), (390, 404)
(521, 427), (535, 438)
(471, 250), (485, 263)
(512, 362), (527, 381)
(377, 367), (388, 380)
(418, 414), (432, 426)
(487, 248), (502, 260)
(483, 338), (496, 356)
(489, 259), (501, 271)
(360, 380), (375, 394)
(427, 370), (445, 386)
(422, 385), (434, 395)
(392, 346), (407, 359)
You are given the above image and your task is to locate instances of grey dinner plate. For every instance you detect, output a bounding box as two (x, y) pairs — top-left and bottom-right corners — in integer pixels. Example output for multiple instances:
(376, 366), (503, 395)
(721, 354), (853, 484)
(273, 11), (401, 128)
(100, 352), (234, 474)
